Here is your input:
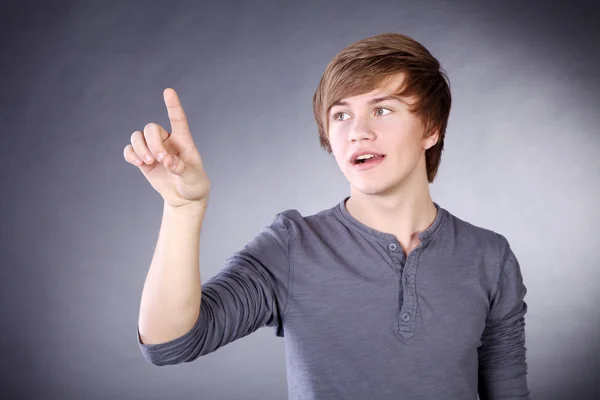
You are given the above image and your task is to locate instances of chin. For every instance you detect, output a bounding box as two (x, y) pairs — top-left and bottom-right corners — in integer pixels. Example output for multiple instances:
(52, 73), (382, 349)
(349, 173), (409, 197)
(350, 180), (395, 196)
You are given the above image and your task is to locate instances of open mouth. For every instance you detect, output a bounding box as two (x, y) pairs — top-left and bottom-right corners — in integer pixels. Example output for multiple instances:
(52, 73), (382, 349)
(353, 154), (385, 165)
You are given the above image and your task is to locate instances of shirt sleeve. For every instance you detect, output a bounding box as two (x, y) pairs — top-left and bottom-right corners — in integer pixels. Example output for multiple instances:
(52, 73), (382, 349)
(137, 211), (292, 366)
(478, 243), (530, 399)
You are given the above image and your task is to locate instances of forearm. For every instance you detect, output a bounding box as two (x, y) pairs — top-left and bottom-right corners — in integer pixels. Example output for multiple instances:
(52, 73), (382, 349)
(479, 243), (530, 399)
(478, 325), (529, 400)
(138, 201), (206, 345)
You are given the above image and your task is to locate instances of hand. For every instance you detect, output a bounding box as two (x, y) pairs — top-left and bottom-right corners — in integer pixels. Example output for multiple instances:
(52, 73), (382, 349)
(123, 88), (210, 209)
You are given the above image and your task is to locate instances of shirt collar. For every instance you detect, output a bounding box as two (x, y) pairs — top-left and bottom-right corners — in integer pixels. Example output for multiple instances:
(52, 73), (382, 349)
(333, 196), (447, 244)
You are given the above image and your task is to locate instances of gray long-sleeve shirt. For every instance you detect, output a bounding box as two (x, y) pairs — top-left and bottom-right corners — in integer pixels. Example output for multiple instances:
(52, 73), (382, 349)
(138, 197), (530, 400)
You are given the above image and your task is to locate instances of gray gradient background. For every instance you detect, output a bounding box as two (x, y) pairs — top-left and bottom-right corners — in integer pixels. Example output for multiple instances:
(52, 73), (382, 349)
(1, 1), (599, 399)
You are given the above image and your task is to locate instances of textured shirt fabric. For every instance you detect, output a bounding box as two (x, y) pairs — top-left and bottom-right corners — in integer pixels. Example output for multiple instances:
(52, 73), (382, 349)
(137, 197), (530, 400)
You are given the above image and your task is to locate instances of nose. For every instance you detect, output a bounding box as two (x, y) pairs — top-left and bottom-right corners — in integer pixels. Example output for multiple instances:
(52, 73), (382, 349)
(348, 115), (375, 143)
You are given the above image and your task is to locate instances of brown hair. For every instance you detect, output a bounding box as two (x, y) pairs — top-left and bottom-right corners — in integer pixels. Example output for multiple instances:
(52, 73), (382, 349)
(312, 33), (451, 183)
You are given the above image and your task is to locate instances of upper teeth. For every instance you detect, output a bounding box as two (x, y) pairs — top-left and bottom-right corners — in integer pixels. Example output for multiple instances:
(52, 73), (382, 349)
(357, 154), (377, 160)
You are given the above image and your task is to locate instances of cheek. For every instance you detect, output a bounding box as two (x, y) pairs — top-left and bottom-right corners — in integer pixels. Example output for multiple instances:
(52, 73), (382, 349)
(327, 125), (345, 143)
(331, 148), (348, 170)
(328, 131), (346, 156)
(383, 121), (423, 150)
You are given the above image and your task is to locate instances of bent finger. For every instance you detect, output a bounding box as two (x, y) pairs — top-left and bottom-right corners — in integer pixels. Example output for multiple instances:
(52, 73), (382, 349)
(130, 130), (155, 165)
(143, 122), (170, 162)
(123, 144), (144, 166)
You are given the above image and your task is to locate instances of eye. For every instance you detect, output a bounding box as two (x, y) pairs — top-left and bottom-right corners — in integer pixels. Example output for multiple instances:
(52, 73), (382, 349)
(375, 108), (391, 116)
(333, 112), (350, 121)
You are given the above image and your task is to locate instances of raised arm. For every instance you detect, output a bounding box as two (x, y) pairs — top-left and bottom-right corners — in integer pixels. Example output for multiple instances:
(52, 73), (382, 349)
(124, 88), (292, 366)
(137, 211), (292, 365)
(124, 88), (211, 346)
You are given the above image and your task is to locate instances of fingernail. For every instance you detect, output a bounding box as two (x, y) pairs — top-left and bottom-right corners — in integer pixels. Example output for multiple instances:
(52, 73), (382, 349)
(144, 155), (153, 163)
(157, 152), (166, 162)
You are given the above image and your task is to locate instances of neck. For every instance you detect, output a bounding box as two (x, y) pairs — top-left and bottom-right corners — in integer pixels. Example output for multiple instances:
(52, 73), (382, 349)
(345, 180), (437, 251)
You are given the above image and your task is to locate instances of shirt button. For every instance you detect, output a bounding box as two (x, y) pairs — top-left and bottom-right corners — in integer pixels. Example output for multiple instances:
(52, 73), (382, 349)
(388, 243), (398, 251)
(401, 313), (411, 322)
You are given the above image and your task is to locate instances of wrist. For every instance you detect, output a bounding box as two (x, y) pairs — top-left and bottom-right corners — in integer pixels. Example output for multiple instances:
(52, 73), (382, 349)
(164, 200), (208, 219)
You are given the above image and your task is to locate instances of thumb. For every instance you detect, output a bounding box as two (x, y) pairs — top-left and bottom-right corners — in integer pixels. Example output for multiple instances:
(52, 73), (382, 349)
(164, 154), (197, 183)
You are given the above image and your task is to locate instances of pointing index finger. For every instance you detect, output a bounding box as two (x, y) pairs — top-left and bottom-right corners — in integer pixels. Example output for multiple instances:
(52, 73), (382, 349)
(163, 88), (190, 136)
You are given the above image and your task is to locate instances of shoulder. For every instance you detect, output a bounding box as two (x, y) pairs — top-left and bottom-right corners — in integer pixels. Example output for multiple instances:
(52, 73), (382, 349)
(440, 207), (523, 296)
(441, 207), (512, 260)
(274, 202), (341, 231)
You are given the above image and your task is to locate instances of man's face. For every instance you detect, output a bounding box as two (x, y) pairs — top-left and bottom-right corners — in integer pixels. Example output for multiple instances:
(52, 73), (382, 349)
(327, 73), (438, 197)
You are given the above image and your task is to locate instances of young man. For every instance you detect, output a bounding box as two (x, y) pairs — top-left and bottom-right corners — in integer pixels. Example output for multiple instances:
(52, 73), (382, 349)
(125, 33), (530, 400)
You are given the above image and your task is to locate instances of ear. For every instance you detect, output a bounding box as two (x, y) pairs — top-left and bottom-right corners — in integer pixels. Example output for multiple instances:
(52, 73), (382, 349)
(423, 129), (439, 151)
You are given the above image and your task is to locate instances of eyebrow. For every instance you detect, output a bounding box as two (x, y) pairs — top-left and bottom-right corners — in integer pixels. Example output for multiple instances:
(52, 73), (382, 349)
(329, 95), (405, 112)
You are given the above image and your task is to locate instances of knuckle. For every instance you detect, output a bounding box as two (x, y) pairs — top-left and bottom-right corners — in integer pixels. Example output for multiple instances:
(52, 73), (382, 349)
(143, 122), (159, 134)
(123, 148), (139, 165)
(130, 134), (149, 157)
(130, 130), (141, 142)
